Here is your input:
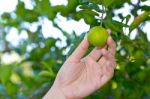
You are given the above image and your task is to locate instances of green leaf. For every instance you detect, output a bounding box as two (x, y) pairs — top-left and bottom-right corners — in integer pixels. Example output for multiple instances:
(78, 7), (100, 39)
(79, 0), (90, 4)
(104, 20), (128, 33)
(6, 82), (18, 95)
(67, 0), (79, 12)
(79, 3), (102, 12)
(16, 2), (39, 22)
(35, 0), (56, 20)
(79, 5), (91, 10)
(40, 61), (55, 77)
(78, 9), (99, 16)
(129, 11), (150, 32)
(103, 0), (115, 7)
(0, 66), (12, 84)
(39, 70), (54, 77)
(1, 13), (11, 20)
(88, 3), (101, 12)
(89, 0), (100, 4)
(141, 6), (150, 11)
(141, 0), (149, 2)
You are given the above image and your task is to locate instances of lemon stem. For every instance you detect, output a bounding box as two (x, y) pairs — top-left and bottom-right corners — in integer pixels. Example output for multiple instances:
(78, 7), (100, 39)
(100, 0), (105, 26)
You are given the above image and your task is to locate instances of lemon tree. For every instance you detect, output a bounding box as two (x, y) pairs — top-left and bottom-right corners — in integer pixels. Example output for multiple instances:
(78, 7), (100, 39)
(0, 0), (150, 99)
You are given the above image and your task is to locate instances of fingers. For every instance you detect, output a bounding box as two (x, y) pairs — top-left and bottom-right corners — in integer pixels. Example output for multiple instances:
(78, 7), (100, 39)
(86, 35), (116, 63)
(107, 36), (116, 56)
(87, 47), (102, 61)
(99, 70), (114, 87)
(107, 29), (111, 35)
(98, 49), (116, 68)
(97, 50), (116, 87)
(86, 44), (107, 61)
(97, 59), (115, 88)
(68, 37), (89, 62)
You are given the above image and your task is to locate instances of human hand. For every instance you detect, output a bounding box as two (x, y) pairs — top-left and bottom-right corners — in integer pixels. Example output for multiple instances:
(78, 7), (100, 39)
(44, 30), (116, 99)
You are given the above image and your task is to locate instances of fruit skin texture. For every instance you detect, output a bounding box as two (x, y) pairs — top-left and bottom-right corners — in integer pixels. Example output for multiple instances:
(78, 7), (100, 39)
(87, 26), (109, 47)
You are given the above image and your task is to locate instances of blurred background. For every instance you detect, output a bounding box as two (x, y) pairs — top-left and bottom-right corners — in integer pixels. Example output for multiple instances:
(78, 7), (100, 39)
(0, 0), (150, 99)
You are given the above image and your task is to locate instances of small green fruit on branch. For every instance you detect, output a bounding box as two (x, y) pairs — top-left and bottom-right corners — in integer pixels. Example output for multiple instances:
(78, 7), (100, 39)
(87, 26), (109, 48)
(130, 11), (150, 32)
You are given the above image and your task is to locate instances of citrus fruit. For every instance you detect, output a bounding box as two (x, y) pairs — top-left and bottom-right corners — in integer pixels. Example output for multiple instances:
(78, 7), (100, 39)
(87, 26), (108, 47)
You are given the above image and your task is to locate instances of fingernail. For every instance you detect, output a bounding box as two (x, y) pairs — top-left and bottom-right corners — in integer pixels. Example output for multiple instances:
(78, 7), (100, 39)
(84, 34), (88, 39)
(107, 29), (111, 35)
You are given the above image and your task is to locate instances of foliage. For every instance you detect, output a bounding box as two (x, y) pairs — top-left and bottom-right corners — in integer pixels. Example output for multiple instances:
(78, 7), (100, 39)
(0, 0), (150, 99)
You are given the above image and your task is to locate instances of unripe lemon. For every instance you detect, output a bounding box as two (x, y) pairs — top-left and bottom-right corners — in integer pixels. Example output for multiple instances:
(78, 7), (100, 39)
(87, 26), (108, 47)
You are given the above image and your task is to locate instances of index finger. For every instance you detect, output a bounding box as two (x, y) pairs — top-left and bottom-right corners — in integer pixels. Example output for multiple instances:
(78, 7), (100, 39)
(107, 36), (116, 56)
(68, 37), (89, 62)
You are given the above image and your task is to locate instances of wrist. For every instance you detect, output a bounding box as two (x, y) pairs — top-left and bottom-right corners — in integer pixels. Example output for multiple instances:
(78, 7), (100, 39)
(43, 86), (66, 99)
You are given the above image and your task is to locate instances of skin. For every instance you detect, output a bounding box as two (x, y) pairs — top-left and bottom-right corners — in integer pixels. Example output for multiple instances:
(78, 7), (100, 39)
(43, 30), (116, 99)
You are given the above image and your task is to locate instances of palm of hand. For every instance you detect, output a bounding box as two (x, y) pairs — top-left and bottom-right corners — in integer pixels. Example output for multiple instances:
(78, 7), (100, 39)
(53, 36), (116, 99)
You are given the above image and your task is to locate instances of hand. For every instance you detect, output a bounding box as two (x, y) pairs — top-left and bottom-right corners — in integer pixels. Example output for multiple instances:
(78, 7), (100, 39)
(44, 31), (116, 99)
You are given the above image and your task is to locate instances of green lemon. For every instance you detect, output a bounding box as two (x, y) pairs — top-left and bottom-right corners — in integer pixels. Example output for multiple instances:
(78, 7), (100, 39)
(87, 26), (109, 47)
